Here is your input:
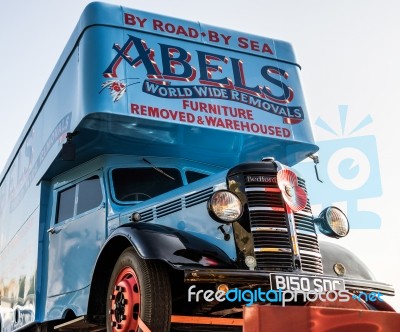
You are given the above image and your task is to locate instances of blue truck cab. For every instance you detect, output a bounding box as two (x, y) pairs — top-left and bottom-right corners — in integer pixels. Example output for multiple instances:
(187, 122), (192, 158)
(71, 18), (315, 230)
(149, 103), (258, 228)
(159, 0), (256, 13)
(0, 2), (396, 332)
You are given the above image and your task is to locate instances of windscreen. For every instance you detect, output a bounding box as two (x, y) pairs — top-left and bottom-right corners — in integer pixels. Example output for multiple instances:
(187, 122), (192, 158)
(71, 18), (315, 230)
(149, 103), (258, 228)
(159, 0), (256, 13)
(112, 167), (183, 202)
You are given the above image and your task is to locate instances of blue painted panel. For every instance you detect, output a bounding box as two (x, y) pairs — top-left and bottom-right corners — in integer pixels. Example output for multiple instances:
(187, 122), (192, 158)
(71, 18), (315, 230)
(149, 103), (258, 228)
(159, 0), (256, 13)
(46, 208), (106, 298)
(44, 286), (90, 321)
(73, 23), (317, 167)
(0, 208), (38, 330)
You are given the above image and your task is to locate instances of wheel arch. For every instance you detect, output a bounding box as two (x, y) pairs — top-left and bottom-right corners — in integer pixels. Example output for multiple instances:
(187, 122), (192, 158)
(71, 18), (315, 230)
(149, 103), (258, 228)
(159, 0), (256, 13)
(87, 223), (234, 320)
(87, 235), (132, 321)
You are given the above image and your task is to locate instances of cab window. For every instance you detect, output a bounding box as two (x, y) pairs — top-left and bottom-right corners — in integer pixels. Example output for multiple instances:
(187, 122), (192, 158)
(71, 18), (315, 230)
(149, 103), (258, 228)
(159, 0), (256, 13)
(57, 186), (76, 223)
(56, 176), (103, 223)
(185, 170), (209, 184)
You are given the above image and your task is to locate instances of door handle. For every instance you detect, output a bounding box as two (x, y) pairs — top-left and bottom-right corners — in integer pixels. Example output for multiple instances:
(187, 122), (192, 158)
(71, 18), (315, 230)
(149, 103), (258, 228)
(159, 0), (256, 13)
(47, 227), (56, 234)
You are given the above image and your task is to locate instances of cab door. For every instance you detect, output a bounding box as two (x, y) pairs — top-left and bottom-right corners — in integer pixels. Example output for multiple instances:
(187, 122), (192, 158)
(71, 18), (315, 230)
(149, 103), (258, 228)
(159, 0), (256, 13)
(47, 173), (106, 297)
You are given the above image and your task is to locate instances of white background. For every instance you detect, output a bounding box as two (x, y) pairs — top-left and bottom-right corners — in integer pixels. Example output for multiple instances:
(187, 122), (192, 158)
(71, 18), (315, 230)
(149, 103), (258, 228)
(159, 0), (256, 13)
(1, 0), (399, 310)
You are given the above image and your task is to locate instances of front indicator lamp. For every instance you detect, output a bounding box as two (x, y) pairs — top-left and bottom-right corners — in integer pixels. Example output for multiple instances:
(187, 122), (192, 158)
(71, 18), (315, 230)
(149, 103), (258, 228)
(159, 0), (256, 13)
(314, 206), (349, 238)
(208, 190), (243, 223)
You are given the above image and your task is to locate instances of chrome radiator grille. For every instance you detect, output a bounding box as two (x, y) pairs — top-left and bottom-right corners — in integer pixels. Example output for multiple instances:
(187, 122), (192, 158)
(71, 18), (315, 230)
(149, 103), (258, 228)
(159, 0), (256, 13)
(295, 178), (323, 274)
(242, 170), (323, 274)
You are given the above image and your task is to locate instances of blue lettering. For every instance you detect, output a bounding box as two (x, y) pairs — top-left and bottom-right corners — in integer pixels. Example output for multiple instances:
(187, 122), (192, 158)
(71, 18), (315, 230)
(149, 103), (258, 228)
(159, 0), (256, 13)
(197, 51), (229, 86)
(159, 44), (196, 81)
(225, 289), (239, 302)
(266, 290), (280, 302)
(231, 57), (260, 94)
(260, 66), (294, 104)
(241, 290), (254, 306)
(103, 35), (160, 78)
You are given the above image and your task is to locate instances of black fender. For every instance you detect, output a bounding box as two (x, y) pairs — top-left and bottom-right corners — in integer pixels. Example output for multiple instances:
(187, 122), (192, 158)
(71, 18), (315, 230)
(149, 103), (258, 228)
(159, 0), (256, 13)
(106, 222), (234, 268)
(87, 223), (234, 319)
(319, 241), (375, 280)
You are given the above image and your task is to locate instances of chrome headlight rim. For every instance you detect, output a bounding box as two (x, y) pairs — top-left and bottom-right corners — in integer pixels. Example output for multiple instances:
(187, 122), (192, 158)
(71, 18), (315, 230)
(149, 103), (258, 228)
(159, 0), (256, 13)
(207, 190), (243, 224)
(315, 206), (350, 238)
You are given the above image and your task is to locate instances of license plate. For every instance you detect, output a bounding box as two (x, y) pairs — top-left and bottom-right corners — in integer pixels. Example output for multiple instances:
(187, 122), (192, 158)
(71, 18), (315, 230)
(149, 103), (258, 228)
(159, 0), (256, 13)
(270, 273), (345, 292)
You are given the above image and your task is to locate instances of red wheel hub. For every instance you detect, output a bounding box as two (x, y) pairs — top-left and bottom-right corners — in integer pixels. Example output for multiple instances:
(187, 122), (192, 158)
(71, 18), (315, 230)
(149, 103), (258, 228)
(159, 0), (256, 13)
(109, 267), (141, 332)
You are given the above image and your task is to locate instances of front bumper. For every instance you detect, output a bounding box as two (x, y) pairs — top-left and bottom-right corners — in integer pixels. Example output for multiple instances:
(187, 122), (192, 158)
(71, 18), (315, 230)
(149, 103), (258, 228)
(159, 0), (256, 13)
(184, 268), (395, 296)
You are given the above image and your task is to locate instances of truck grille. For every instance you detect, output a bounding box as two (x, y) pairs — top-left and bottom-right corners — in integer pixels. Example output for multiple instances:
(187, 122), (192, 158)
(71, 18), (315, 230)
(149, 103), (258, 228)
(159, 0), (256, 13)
(238, 168), (323, 274)
(295, 178), (323, 274)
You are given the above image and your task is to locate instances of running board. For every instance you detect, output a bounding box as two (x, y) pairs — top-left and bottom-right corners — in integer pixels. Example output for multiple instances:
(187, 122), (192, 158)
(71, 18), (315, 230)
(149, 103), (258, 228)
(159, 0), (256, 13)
(54, 316), (105, 331)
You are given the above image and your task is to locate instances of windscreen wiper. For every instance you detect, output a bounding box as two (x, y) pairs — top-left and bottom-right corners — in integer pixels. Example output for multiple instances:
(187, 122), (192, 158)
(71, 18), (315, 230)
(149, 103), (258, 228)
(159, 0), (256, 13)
(143, 158), (176, 181)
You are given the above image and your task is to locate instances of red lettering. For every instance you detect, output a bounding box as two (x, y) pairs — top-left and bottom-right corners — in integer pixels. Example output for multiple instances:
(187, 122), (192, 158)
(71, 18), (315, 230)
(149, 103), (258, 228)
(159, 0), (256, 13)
(250, 40), (260, 51)
(240, 121), (250, 132)
(237, 37), (274, 55)
(169, 110), (178, 120)
(283, 128), (291, 137)
(124, 14), (147, 27)
(182, 100), (190, 109)
(148, 107), (159, 117)
(250, 123), (260, 133)
(153, 19), (164, 31)
(188, 28), (199, 38)
(221, 34), (231, 45)
(238, 37), (249, 49)
(262, 43), (274, 54)
(225, 119), (233, 129)
(165, 23), (175, 33)
(136, 16), (147, 28)
(176, 25), (188, 37)
(160, 109), (169, 119)
(187, 113), (195, 123)
(208, 30), (219, 42)
(237, 109), (245, 119)
(151, 20), (198, 39)
(199, 102), (208, 112)
(124, 13), (136, 26)
(131, 103), (139, 114)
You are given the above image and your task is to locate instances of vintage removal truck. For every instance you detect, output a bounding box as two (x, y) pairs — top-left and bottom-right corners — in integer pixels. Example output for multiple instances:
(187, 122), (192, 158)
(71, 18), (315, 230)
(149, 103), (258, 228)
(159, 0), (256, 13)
(0, 2), (397, 332)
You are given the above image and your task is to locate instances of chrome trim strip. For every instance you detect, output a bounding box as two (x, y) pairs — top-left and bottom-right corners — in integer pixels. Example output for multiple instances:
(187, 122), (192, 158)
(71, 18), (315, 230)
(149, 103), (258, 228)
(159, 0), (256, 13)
(245, 187), (266, 192)
(299, 250), (322, 258)
(249, 207), (285, 212)
(251, 227), (288, 233)
(344, 279), (395, 296)
(294, 210), (313, 217)
(245, 187), (280, 192)
(286, 207), (301, 259)
(296, 229), (318, 237)
(254, 248), (292, 253)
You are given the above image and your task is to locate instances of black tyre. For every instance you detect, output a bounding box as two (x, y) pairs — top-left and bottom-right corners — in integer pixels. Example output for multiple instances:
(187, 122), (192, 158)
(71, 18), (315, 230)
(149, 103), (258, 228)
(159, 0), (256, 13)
(106, 248), (171, 332)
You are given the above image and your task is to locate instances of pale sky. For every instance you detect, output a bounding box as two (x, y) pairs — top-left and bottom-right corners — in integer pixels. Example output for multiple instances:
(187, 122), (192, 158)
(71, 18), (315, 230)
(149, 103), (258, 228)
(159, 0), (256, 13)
(1, 0), (399, 310)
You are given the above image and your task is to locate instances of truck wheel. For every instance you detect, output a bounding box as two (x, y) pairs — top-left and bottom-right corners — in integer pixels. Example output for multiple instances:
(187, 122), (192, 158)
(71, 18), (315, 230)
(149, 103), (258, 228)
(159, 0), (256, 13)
(106, 248), (171, 332)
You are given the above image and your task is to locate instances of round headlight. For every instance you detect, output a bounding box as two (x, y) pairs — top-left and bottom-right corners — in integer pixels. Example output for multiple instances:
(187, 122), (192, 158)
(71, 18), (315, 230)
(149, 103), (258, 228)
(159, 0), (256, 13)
(315, 206), (349, 238)
(208, 190), (243, 223)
